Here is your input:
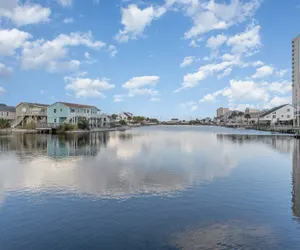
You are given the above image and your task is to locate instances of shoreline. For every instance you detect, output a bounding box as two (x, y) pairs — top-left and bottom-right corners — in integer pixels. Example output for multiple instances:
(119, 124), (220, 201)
(0, 126), (130, 135)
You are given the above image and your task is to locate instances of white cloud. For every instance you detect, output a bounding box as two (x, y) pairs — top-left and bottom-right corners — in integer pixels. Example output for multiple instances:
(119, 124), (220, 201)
(265, 80), (292, 95)
(264, 96), (291, 109)
(189, 40), (199, 48)
(199, 93), (216, 103)
(276, 69), (288, 78)
(108, 45), (117, 57)
(65, 77), (115, 98)
(114, 94), (124, 102)
(180, 56), (195, 68)
(63, 17), (74, 24)
(206, 34), (227, 49)
(47, 60), (81, 73)
(0, 2), (51, 26)
(115, 4), (166, 42)
(184, 0), (260, 39)
(21, 32), (105, 72)
(227, 24), (261, 55)
(223, 79), (269, 102)
(151, 97), (160, 101)
(252, 60), (264, 67)
(84, 52), (91, 59)
(175, 58), (241, 91)
(252, 65), (274, 79)
(0, 28), (32, 56)
(57, 0), (72, 7)
(122, 75), (159, 89)
(180, 101), (198, 112)
(0, 86), (6, 94)
(128, 88), (159, 97)
(0, 63), (13, 77)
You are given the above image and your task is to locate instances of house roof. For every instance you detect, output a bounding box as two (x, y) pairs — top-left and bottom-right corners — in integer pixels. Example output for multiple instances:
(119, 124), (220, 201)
(121, 112), (133, 117)
(16, 102), (49, 108)
(0, 104), (16, 112)
(58, 102), (100, 110)
(259, 104), (290, 117)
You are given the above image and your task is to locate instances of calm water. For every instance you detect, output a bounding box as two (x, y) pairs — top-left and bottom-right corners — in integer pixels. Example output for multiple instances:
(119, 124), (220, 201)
(0, 126), (300, 249)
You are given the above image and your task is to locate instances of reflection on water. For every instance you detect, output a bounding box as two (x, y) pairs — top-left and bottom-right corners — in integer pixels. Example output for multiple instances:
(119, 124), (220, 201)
(0, 127), (300, 249)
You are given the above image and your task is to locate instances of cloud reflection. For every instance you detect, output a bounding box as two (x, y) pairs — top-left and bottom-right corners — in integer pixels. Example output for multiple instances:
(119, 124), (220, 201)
(0, 129), (294, 203)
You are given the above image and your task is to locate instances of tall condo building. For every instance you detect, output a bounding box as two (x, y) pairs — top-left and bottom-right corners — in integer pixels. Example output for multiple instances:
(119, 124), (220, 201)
(293, 35), (300, 126)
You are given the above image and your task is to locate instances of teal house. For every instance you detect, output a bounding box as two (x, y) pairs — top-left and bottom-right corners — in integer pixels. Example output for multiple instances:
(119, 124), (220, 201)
(47, 102), (109, 128)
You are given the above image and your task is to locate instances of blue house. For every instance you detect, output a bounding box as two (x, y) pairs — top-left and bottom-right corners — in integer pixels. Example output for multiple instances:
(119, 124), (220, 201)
(47, 102), (109, 128)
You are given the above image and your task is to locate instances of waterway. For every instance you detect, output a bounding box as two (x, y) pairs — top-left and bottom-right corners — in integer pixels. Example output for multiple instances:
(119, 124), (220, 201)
(0, 126), (300, 249)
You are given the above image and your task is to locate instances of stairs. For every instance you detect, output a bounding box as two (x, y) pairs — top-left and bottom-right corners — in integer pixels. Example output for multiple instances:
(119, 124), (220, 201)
(11, 116), (24, 128)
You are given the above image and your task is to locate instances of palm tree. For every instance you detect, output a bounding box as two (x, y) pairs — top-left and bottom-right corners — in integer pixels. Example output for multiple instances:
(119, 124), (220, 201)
(244, 114), (251, 125)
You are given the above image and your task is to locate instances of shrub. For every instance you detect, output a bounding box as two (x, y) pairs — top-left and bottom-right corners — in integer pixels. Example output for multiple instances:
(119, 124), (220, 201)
(78, 119), (90, 130)
(26, 120), (36, 130)
(119, 120), (127, 126)
(0, 118), (10, 129)
(57, 123), (76, 133)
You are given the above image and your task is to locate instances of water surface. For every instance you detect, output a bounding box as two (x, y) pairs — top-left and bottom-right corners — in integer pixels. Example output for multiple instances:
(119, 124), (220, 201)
(0, 126), (299, 249)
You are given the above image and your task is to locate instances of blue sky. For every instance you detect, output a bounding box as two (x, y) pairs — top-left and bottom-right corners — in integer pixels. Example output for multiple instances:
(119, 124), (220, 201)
(0, 0), (299, 120)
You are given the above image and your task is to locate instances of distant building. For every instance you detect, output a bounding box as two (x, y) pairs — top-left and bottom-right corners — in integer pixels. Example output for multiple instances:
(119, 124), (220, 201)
(0, 103), (16, 121)
(259, 104), (294, 125)
(12, 102), (48, 128)
(245, 108), (260, 114)
(170, 118), (179, 123)
(216, 107), (229, 118)
(293, 35), (300, 126)
(118, 112), (133, 121)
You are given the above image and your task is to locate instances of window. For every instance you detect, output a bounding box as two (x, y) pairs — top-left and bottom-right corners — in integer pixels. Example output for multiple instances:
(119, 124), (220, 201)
(84, 109), (86, 113)
(60, 109), (63, 112)
(282, 115), (284, 118)
(0, 112), (3, 116)
(71, 109), (75, 113)
(287, 109), (290, 112)
(272, 115), (276, 119)
(54, 118), (57, 123)
(288, 115), (291, 118)
(87, 110), (89, 113)
(7, 112), (9, 116)
(54, 109), (56, 113)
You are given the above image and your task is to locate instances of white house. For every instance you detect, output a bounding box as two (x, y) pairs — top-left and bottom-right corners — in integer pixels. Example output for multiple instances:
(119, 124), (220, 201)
(259, 104), (294, 125)
(118, 112), (133, 121)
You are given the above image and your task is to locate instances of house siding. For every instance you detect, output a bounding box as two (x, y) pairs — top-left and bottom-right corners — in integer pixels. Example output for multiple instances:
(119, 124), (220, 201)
(47, 103), (69, 124)
(0, 111), (16, 120)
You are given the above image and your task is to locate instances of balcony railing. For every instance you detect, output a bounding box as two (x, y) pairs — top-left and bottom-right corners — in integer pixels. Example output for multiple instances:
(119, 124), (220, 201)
(18, 111), (47, 116)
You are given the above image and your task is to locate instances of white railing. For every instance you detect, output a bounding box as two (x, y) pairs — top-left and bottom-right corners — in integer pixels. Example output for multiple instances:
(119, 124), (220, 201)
(18, 111), (47, 116)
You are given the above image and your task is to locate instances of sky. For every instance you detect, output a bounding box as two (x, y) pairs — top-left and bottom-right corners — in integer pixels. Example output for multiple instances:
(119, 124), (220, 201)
(0, 0), (299, 120)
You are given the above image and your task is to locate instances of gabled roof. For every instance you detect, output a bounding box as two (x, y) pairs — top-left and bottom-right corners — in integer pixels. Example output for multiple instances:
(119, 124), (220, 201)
(259, 104), (291, 117)
(56, 102), (100, 110)
(0, 104), (15, 112)
(16, 102), (49, 108)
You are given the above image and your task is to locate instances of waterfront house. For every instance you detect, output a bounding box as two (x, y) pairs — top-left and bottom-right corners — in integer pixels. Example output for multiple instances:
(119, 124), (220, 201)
(259, 104), (294, 125)
(12, 102), (48, 128)
(0, 104), (16, 121)
(47, 102), (109, 128)
(118, 112), (133, 121)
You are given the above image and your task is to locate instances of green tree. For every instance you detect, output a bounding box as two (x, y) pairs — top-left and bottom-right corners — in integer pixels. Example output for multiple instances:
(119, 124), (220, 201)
(0, 118), (10, 129)
(119, 120), (127, 126)
(111, 114), (118, 120)
(244, 114), (251, 125)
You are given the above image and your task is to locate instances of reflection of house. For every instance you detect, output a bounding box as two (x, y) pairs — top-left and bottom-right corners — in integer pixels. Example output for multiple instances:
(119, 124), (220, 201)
(47, 102), (109, 128)
(259, 104), (294, 125)
(0, 103), (16, 121)
(12, 102), (48, 128)
(46, 133), (109, 159)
